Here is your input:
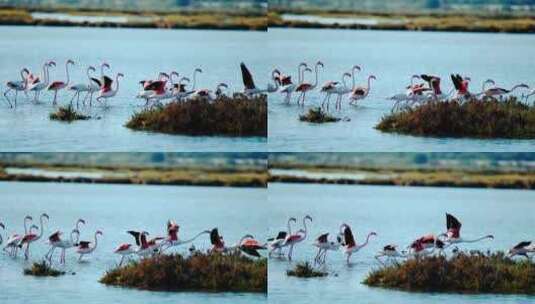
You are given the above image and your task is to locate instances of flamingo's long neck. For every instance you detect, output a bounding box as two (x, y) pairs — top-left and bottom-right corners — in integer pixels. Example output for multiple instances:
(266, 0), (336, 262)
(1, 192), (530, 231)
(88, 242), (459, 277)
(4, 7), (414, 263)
(181, 231), (207, 244)
(193, 71), (199, 90)
(357, 233), (374, 250)
(70, 230), (78, 245)
(44, 64), (51, 85)
(351, 69), (357, 89)
(297, 66), (303, 84)
(86, 67), (92, 83)
(302, 218), (309, 239)
(287, 219), (293, 235)
(41, 63), (47, 83)
(114, 74), (121, 93)
(313, 65), (320, 88)
(65, 62), (71, 85)
(36, 215), (45, 240)
(92, 232), (99, 251)
(367, 76), (373, 91)
(24, 217), (30, 234)
(463, 235), (492, 243)
(511, 84), (526, 92)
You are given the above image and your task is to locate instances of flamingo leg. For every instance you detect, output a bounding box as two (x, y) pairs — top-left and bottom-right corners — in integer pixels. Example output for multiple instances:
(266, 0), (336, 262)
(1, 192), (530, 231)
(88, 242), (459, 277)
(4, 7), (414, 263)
(3, 88), (13, 108)
(14, 90), (18, 108)
(53, 91), (57, 105)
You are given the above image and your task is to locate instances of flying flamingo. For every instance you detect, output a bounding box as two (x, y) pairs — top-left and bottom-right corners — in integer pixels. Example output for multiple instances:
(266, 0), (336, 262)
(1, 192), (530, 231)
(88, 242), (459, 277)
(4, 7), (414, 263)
(209, 228), (226, 253)
(267, 217), (296, 258)
(295, 61), (323, 106)
(85, 62), (110, 106)
(450, 74), (472, 101)
(438, 213), (494, 247)
(374, 244), (406, 265)
(48, 59), (75, 105)
(349, 75), (376, 106)
(137, 72), (169, 105)
(407, 235), (445, 257)
(283, 215), (312, 261)
(96, 73), (124, 106)
(340, 223), (376, 265)
(3, 215), (32, 257)
(27, 61), (55, 103)
(127, 230), (156, 257)
(507, 241), (535, 259)
(68, 66), (96, 107)
(159, 220), (210, 252)
(313, 232), (342, 265)
(240, 63), (279, 97)
(19, 213), (49, 260)
(389, 75), (428, 112)
(420, 74), (449, 101)
(76, 230), (103, 262)
(478, 83), (529, 101)
(4, 68), (30, 108)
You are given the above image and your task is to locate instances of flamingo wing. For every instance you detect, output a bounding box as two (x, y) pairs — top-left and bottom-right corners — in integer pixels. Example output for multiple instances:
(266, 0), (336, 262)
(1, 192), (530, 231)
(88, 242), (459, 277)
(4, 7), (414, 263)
(513, 241), (532, 249)
(317, 233), (329, 243)
(240, 62), (256, 90)
(275, 231), (287, 240)
(451, 74), (461, 90)
(102, 75), (113, 89)
(48, 81), (65, 90)
(79, 241), (91, 249)
(210, 228), (222, 246)
(48, 231), (61, 242)
(343, 226), (356, 248)
(446, 213), (462, 233)
(90, 77), (101, 88)
(384, 244), (396, 251)
(127, 230), (141, 246)
(144, 80), (165, 92)
(115, 243), (131, 252)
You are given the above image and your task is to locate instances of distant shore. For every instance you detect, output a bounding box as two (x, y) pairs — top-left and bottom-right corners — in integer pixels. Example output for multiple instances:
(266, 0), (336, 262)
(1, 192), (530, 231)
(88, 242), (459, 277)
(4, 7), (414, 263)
(0, 7), (266, 31)
(269, 166), (535, 190)
(0, 163), (267, 188)
(269, 9), (535, 33)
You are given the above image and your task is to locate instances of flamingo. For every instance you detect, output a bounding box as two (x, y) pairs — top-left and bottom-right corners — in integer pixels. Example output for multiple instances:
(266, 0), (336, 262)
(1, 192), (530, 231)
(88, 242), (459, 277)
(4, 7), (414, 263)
(214, 83), (228, 98)
(127, 230), (160, 257)
(267, 217), (296, 258)
(507, 241), (535, 259)
(450, 74), (472, 101)
(295, 61), (323, 106)
(478, 83), (529, 101)
(283, 215), (312, 261)
(349, 75), (376, 106)
(137, 72), (169, 106)
(76, 230), (102, 262)
(19, 213), (49, 260)
(420, 74), (450, 101)
(114, 243), (136, 266)
(27, 60), (55, 102)
(47, 59), (75, 105)
(4, 68), (30, 108)
(85, 62), (110, 106)
(313, 232), (342, 265)
(210, 228), (226, 253)
(333, 72), (353, 111)
(96, 72), (124, 106)
(159, 220), (210, 252)
(68, 66), (96, 107)
(407, 235), (445, 257)
(237, 234), (266, 258)
(340, 223), (376, 265)
(46, 218), (84, 262)
(3, 215), (32, 257)
(172, 77), (191, 101)
(278, 63), (306, 104)
(438, 213), (494, 247)
(46, 229), (80, 264)
(240, 63), (279, 97)
(374, 244), (406, 265)
(389, 75), (428, 112)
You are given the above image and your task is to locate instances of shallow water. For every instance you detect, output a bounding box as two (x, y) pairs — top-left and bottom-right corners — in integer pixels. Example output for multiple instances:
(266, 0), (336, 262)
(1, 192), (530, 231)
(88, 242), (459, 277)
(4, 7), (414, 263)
(0, 26), (267, 152)
(268, 183), (535, 303)
(0, 182), (267, 304)
(267, 28), (535, 152)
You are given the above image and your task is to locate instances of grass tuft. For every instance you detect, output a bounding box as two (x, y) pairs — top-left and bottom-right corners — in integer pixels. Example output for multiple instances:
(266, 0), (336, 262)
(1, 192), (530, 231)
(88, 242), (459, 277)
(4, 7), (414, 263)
(100, 252), (267, 293)
(126, 95), (267, 137)
(299, 107), (340, 123)
(286, 262), (328, 278)
(377, 97), (535, 139)
(49, 105), (91, 122)
(364, 252), (535, 294)
(24, 261), (65, 277)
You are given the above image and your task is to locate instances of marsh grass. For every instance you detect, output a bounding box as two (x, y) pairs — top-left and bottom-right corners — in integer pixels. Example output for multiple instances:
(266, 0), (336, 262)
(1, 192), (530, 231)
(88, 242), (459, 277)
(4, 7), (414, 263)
(49, 105), (91, 122)
(299, 107), (340, 123)
(126, 95), (267, 137)
(377, 97), (535, 139)
(100, 252), (267, 293)
(24, 261), (65, 277)
(364, 252), (535, 294)
(287, 262), (328, 278)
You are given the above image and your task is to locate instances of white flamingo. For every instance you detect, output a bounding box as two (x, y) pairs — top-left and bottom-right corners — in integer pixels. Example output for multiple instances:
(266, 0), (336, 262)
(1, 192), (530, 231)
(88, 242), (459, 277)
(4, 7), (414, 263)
(4, 68), (30, 108)
(96, 73), (124, 106)
(68, 66), (96, 107)
(76, 230), (103, 262)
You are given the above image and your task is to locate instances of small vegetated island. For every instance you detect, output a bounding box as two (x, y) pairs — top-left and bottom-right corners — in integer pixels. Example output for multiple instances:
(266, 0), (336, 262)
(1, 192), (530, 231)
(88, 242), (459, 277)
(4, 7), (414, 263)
(100, 252), (267, 293)
(24, 261), (66, 277)
(286, 262), (327, 278)
(126, 95), (267, 137)
(49, 105), (91, 122)
(364, 252), (535, 294)
(299, 107), (341, 123)
(377, 97), (535, 139)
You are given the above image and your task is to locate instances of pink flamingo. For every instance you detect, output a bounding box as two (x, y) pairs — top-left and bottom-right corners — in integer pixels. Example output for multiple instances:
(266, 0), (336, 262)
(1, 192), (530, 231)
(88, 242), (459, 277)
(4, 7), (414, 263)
(76, 230), (103, 262)
(210, 228), (226, 253)
(47, 59), (74, 105)
(96, 72), (124, 106)
(19, 213), (49, 260)
(3, 215), (32, 257)
(0, 221), (4, 246)
(375, 244), (407, 265)
(46, 218), (84, 263)
(508, 241), (535, 259)
(240, 63), (279, 97)
(28, 61), (55, 103)
(267, 217), (296, 258)
(438, 213), (494, 246)
(114, 243), (136, 266)
(340, 223), (376, 265)
(4, 68), (30, 108)
(283, 215), (312, 261)
(159, 220), (210, 252)
(349, 75), (376, 106)
(295, 62), (323, 106)
(313, 232), (342, 265)
(237, 234), (266, 258)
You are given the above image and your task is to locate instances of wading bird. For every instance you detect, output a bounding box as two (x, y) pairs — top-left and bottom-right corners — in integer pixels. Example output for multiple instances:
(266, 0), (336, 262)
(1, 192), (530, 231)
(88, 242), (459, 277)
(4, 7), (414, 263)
(349, 75), (376, 106)
(3, 215), (33, 257)
(76, 230), (102, 262)
(375, 244), (406, 265)
(407, 234), (445, 257)
(240, 62), (279, 97)
(159, 220), (210, 252)
(313, 232), (342, 265)
(27, 61), (55, 103)
(438, 213), (494, 247)
(340, 223), (376, 265)
(479, 83), (529, 100)
(47, 229), (80, 264)
(114, 243), (136, 266)
(4, 68), (30, 108)
(68, 66), (97, 107)
(295, 61), (323, 106)
(267, 217), (296, 258)
(48, 59), (75, 105)
(333, 72), (353, 111)
(19, 213), (48, 260)
(96, 73), (124, 106)
(450, 74), (471, 101)
(283, 215), (312, 261)
(237, 234), (266, 258)
(210, 228), (226, 253)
